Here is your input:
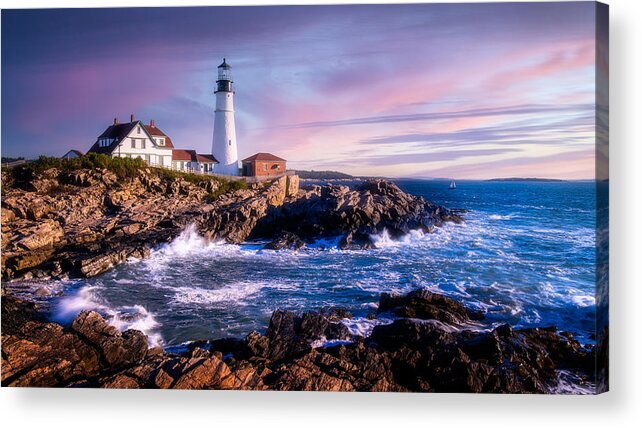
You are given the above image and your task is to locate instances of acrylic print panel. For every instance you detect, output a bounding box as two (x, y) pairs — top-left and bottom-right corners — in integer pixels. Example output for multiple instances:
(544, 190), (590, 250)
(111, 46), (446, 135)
(0, 2), (608, 393)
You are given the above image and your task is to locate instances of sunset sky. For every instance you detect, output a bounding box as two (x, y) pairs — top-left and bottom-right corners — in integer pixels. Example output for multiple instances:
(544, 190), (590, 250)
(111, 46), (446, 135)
(2, 3), (600, 179)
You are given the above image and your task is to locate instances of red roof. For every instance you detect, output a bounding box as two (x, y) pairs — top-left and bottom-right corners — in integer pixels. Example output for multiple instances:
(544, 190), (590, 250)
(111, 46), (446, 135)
(242, 152), (286, 163)
(172, 149), (196, 161)
(196, 154), (217, 163)
(144, 124), (175, 148)
(172, 150), (218, 163)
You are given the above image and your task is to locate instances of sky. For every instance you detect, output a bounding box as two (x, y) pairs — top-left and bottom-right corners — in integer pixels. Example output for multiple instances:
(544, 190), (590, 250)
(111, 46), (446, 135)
(1, 3), (602, 179)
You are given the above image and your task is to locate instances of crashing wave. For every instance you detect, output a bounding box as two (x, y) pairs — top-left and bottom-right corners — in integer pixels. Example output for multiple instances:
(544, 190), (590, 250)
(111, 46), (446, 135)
(54, 285), (163, 347)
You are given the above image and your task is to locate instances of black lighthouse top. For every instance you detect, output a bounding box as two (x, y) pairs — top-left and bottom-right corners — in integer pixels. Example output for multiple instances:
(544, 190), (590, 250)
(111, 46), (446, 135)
(216, 58), (233, 93)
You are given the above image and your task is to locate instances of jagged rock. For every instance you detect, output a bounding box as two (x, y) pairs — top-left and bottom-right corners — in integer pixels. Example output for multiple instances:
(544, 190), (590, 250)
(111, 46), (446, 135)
(326, 307), (353, 321)
(172, 355), (233, 389)
(377, 288), (485, 324)
(71, 310), (148, 368)
(285, 174), (299, 197)
(262, 231), (306, 250)
(338, 230), (376, 250)
(61, 170), (99, 187)
(265, 175), (288, 206)
(251, 179), (462, 246)
(246, 310), (352, 361)
(1, 297), (101, 387)
(14, 219), (63, 251)
(1, 290), (596, 392)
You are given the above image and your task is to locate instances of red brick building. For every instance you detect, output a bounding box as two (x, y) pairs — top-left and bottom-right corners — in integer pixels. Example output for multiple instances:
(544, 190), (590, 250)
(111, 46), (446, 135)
(241, 153), (286, 177)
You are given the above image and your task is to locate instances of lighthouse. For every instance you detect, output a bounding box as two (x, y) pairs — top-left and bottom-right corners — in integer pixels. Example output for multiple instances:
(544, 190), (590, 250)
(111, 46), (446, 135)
(211, 58), (239, 175)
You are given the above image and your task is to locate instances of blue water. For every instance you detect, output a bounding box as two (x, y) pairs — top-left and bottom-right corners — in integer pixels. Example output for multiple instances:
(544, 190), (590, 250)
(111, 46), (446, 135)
(51, 180), (597, 348)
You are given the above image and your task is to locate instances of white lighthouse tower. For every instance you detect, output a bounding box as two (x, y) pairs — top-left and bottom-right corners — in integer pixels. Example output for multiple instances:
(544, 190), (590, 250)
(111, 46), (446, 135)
(211, 58), (239, 175)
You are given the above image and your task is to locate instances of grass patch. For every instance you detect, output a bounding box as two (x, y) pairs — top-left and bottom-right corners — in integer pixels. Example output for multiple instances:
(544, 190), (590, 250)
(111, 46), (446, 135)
(14, 154), (147, 181)
(208, 179), (248, 201)
(151, 167), (220, 185)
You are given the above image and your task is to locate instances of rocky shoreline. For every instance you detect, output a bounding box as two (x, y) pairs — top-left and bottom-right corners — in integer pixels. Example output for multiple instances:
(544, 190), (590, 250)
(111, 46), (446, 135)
(1, 167), (461, 280)
(1, 289), (596, 391)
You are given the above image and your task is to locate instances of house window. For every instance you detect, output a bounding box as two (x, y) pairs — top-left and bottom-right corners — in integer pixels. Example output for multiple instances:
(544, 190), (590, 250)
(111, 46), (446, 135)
(131, 139), (136, 148)
(157, 138), (164, 146)
(262, 164), (267, 171)
(145, 154), (150, 163)
(141, 140), (146, 149)
(229, 140), (232, 146)
(137, 127), (141, 134)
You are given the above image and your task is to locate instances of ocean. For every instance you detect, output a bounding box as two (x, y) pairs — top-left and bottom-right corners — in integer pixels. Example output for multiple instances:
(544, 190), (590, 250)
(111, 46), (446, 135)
(47, 179), (597, 350)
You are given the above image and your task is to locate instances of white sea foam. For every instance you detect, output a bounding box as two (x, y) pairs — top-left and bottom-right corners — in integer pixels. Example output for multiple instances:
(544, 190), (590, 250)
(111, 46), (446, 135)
(109, 305), (163, 347)
(154, 224), (228, 258)
(341, 316), (394, 337)
(172, 281), (297, 306)
(551, 370), (595, 395)
(54, 286), (163, 347)
(173, 283), (261, 306)
(489, 214), (513, 220)
(571, 294), (596, 307)
(309, 337), (353, 349)
(369, 227), (443, 249)
(54, 285), (106, 321)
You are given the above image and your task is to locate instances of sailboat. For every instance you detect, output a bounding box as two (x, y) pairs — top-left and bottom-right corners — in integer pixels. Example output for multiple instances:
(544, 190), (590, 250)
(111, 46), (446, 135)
(448, 179), (457, 190)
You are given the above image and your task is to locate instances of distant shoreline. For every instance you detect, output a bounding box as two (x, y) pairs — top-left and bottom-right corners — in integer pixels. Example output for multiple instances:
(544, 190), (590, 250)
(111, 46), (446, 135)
(486, 177), (565, 182)
(294, 171), (587, 182)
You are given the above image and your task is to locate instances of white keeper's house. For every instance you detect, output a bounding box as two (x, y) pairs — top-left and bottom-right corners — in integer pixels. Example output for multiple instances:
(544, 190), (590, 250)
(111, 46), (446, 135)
(86, 114), (218, 173)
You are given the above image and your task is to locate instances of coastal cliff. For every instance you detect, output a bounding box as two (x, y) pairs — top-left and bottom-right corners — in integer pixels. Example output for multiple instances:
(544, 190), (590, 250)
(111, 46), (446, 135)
(1, 166), (460, 280)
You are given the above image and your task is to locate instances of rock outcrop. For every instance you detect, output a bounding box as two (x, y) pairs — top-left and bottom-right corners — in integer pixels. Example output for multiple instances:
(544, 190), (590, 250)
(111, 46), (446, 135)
(2, 168), (460, 281)
(1, 290), (596, 392)
(377, 288), (485, 324)
(251, 180), (462, 247)
(262, 231), (306, 251)
(1, 169), (302, 280)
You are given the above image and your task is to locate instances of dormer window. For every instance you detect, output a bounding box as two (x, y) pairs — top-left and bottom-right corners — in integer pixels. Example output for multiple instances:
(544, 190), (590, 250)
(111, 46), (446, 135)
(98, 138), (113, 147)
(157, 138), (164, 146)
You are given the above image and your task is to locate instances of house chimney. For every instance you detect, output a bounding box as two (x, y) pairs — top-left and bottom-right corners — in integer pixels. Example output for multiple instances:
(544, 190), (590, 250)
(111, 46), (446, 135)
(113, 117), (118, 125)
(130, 114), (135, 123)
(150, 119), (155, 127)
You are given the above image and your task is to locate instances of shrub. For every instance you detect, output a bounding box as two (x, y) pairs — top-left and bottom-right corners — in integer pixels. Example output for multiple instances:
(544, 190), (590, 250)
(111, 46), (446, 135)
(208, 179), (247, 201)
(15, 153), (147, 181)
(151, 167), (219, 185)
